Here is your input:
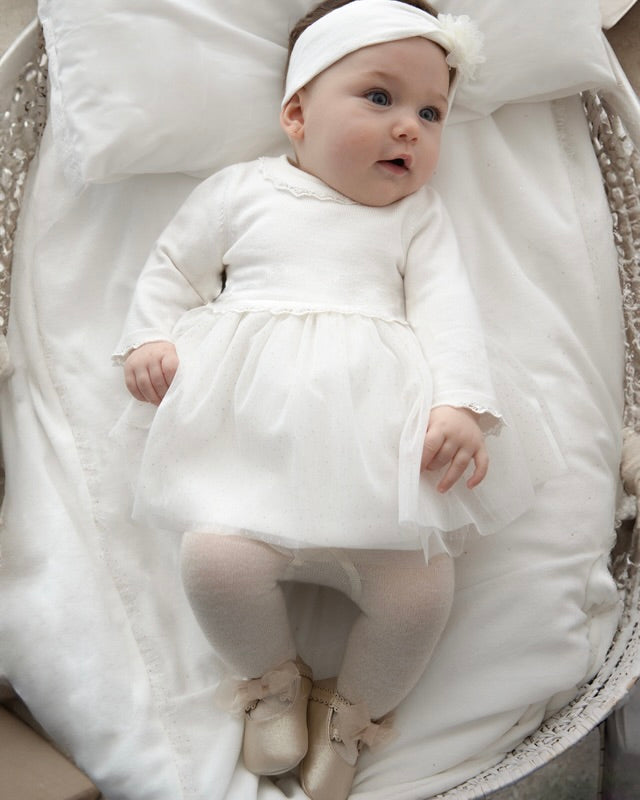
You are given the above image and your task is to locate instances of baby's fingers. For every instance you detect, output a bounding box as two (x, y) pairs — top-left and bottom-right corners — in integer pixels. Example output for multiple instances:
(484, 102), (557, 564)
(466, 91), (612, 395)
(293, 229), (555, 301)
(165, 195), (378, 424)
(123, 342), (179, 405)
(148, 359), (174, 404)
(125, 360), (166, 405)
(161, 350), (179, 387)
(437, 449), (472, 493)
(133, 365), (165, 405)
(421, 428), (445, 471)
(466, 447), (489, 489)
(124, 366), (147, 403)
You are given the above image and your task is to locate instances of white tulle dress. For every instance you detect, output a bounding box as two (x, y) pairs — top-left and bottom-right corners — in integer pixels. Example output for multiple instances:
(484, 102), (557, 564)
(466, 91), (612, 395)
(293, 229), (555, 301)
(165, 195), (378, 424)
(114, 156), (564, 561)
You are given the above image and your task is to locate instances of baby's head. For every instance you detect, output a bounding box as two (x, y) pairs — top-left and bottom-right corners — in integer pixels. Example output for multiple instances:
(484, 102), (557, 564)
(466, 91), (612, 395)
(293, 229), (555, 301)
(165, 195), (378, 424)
(280, 0), (482, 207)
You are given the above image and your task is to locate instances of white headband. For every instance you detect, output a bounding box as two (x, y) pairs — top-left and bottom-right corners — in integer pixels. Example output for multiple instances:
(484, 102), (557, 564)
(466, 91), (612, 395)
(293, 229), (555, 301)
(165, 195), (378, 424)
(282, 0), (484, 108)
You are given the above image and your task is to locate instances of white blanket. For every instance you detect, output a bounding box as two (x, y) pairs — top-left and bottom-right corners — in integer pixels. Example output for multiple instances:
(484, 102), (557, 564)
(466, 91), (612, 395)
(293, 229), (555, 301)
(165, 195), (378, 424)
(0, 28), (627, 800)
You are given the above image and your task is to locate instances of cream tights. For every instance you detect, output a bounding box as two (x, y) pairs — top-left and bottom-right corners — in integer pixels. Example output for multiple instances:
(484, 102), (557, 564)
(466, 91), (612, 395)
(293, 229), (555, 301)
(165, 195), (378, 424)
(180, 533), (454, 720)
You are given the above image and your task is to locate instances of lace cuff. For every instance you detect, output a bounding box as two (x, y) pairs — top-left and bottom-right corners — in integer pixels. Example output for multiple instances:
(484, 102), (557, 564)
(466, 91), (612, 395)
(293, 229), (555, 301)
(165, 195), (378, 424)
(431, 401), (504, 436)
(112, 331), (175, 365)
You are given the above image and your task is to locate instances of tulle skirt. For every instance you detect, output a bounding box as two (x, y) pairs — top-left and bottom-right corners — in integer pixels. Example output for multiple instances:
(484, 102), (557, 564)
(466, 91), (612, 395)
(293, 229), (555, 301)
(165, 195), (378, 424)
(118, 307), (565, 561)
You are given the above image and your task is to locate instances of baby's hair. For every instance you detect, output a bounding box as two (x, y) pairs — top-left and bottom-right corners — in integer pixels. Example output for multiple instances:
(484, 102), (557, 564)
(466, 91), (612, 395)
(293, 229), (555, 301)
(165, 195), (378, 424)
(286, 0), (452, 82)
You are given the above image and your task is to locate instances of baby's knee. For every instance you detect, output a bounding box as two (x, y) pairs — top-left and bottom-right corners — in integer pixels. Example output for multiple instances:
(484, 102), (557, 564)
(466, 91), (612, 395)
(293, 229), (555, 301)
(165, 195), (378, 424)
(180, 532), (286, 602)
(363, 554), (455, 637)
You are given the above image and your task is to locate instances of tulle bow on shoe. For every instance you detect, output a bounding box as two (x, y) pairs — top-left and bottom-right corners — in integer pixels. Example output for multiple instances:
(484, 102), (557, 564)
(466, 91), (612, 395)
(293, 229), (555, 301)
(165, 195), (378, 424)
(215, 660), (303, 715)
(329, 697), (395, 764)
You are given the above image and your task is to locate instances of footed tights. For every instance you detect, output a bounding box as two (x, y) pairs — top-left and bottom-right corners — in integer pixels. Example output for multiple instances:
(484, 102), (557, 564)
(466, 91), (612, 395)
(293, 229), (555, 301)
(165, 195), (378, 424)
(180, 533), (454, 720)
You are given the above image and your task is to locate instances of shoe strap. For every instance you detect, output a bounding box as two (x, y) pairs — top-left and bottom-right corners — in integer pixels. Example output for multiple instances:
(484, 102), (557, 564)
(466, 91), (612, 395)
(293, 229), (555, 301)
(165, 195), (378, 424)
(309, 683), (351, 712)
(309, 682), (395, 761)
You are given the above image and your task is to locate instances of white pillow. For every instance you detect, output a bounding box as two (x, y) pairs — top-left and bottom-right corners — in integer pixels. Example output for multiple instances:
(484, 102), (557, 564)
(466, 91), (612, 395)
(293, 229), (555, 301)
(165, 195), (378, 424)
(39, 0), (617, 186)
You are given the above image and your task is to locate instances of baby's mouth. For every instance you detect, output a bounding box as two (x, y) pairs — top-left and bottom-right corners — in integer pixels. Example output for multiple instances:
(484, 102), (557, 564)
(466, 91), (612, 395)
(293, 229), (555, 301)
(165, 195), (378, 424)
(379, 157), (410, 174)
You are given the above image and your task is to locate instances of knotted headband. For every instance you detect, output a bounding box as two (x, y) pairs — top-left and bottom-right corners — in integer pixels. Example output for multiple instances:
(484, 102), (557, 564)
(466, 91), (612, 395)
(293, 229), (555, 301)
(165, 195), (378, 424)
(282, 0), (484, 108)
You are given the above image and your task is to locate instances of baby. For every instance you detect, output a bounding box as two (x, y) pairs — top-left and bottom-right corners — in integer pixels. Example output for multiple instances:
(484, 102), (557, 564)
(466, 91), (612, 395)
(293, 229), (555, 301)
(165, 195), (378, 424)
(114, 2), (554, 798)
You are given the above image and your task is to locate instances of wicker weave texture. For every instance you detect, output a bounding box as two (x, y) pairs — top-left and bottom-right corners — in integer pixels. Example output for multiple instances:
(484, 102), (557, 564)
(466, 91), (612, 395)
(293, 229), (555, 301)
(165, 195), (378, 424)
(0, 27), (46, 338)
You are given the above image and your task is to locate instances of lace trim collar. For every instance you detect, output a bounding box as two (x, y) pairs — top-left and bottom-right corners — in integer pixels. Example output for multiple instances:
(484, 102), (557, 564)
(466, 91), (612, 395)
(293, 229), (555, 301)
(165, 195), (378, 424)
(259, 155), (357, 204)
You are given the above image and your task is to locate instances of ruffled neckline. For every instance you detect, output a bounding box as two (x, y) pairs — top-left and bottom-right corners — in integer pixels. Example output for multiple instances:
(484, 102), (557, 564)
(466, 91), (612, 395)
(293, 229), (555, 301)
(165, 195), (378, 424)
(259, 155), (357, 204)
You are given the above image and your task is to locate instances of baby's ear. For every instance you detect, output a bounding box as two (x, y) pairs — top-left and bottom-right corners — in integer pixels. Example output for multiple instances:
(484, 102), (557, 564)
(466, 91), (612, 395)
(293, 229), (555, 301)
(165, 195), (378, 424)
(280, 92), (305, 140)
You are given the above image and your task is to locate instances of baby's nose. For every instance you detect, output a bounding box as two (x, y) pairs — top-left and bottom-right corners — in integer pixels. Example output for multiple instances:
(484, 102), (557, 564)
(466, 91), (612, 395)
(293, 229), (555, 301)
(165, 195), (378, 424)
(392, 113), (419, 141)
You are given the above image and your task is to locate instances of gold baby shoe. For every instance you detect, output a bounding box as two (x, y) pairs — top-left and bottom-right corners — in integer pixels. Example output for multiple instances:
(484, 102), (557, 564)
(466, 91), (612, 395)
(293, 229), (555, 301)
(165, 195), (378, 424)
(216, 658), (313, 776)
(300, 679), (393, 800)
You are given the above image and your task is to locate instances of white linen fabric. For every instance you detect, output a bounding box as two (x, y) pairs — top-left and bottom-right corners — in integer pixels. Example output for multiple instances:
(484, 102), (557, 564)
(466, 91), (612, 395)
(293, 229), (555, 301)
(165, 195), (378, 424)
(112, 156), (564, 557)
(0, 76), (624, 800)
(37, 0), (618, 186)
(600, 0), (637, 28)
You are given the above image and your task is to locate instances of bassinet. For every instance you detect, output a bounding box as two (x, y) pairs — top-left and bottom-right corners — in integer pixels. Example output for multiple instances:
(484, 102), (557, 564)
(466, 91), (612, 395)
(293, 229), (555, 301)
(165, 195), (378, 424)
(1, 6), (640, 800)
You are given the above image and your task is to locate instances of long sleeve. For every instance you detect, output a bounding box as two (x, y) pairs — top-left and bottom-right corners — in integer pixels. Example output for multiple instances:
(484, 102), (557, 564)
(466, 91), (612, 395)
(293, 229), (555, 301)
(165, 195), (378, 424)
(403, 189), (502, 430)
(113, 168), (231, 362)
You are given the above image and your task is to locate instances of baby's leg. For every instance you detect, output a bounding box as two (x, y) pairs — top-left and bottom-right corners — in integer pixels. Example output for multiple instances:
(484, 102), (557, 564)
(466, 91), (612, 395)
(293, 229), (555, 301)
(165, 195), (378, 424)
(338, 550), (454, 720)
(298, 550), (454, 800)
(180, 532), (296, 677)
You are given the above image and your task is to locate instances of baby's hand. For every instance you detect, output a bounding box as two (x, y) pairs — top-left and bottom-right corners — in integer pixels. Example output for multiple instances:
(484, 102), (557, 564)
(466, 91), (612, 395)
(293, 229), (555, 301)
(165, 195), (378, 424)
(124, 341), (179, 406)
(421, 406), (488, 493)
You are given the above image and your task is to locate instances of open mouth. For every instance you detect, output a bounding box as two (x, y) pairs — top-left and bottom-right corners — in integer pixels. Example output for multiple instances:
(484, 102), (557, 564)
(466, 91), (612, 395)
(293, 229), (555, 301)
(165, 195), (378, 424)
(379, 157), (411, 174)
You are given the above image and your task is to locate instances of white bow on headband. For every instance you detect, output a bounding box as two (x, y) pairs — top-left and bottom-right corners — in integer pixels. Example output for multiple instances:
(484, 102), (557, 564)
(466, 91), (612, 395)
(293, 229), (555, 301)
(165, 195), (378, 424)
(282, 0), (484, 109)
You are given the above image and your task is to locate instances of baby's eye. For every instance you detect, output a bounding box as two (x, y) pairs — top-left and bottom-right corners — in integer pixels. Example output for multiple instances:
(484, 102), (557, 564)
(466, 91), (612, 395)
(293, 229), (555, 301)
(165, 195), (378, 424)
(365, 90), (391, 107)
(419, 106), (441, 123)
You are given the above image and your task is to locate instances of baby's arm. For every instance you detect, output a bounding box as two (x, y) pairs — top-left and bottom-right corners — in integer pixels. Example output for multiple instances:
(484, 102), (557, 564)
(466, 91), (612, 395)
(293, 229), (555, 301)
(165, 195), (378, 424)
(421, 406), (488, 492)
(124, 341), (179, 406)
(402, 189), (499, 493)
(114, 167), (233, 380)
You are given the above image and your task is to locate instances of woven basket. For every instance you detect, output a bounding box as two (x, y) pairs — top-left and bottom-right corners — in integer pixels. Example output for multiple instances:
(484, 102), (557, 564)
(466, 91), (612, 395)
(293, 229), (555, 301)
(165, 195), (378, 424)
(1, 24), (639, 800)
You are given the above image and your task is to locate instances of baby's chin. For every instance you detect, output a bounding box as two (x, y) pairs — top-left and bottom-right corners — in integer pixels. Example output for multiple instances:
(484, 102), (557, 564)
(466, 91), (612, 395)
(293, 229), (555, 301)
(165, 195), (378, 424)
(288, 156), (421, 207)
(358, 189), (419, 207)
(326, 168), (427, 207)
(341, 184), (422, 207)
(320, 174), (420, 207)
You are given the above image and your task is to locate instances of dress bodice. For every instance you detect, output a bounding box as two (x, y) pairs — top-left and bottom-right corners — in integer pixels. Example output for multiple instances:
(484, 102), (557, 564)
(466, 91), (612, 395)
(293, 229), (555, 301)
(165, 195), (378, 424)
(114, 155), (500, 424)
(214, 157), (411, 322)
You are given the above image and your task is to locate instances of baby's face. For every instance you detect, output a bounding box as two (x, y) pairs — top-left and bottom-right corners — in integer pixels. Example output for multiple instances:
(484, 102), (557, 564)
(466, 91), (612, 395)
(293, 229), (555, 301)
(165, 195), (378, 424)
(282, 37), (450, 207)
